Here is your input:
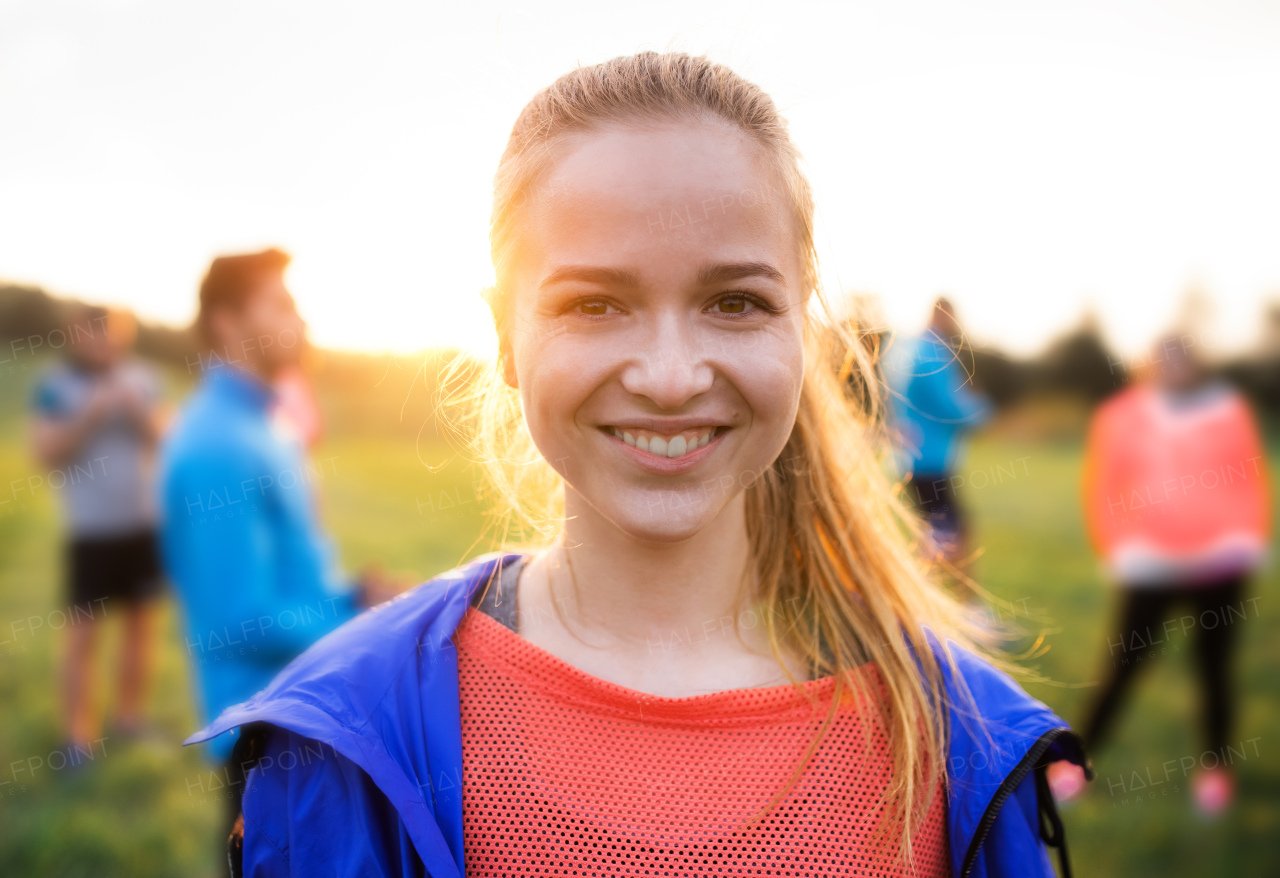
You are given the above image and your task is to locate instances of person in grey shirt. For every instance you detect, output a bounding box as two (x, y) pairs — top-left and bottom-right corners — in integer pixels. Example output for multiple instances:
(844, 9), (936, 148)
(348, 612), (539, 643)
(29, 304), (167, 752)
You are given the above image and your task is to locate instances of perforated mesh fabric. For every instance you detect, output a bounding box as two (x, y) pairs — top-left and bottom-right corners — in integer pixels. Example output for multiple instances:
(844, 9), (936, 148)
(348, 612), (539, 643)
(457, 609), (949, 877)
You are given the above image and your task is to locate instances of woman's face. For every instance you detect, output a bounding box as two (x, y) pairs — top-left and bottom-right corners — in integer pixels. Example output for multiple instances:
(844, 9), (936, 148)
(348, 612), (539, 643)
(504, 119), (807, 542)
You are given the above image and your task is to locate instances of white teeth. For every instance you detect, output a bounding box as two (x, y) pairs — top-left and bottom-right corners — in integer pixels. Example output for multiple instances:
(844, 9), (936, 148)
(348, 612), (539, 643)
(609, 427), (718, 459)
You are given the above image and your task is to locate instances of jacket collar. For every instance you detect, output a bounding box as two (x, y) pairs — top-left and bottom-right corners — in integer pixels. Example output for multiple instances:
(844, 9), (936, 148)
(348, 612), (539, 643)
(206, 366), (275, 412)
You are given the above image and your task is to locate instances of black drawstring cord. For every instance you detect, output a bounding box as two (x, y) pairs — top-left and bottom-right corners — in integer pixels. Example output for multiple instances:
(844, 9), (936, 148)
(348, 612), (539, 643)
(1035, 764), (1073, 878)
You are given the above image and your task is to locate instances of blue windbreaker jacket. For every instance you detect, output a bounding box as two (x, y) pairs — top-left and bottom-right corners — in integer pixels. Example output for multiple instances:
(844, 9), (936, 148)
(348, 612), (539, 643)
(884, 330), (994, 477)
(189, 553), (1089, 877)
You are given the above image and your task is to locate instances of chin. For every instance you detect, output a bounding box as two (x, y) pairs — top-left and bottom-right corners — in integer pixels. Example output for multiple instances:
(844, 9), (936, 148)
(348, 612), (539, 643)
(612, 520), (712, 545)
(592, 490), (727, 545)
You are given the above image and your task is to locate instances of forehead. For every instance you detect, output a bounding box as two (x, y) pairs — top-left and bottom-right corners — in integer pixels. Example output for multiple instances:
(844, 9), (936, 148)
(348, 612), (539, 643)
(514, 119), (799, 284)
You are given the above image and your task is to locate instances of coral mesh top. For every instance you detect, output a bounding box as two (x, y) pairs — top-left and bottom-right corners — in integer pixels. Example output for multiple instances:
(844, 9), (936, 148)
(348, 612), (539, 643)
(1083, 384), (1269, 583)
(456, 608), (949, 876)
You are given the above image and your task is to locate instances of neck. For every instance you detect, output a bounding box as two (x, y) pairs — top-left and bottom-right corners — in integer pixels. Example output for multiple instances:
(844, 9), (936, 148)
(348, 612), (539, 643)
(517, 491), (798, 696)
(516, 491), (801, 696)
(213, 339), (273, 384)
(528, 490), (755, 644)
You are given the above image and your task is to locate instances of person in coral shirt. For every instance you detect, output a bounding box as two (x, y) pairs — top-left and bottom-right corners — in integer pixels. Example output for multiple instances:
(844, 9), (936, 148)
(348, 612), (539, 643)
(1076, 338), (1269, 815)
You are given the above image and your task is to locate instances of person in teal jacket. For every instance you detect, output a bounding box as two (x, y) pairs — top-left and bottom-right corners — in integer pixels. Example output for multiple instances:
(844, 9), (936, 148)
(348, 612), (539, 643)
(158, 249), (378, 841)
(885, 298), (993, 567)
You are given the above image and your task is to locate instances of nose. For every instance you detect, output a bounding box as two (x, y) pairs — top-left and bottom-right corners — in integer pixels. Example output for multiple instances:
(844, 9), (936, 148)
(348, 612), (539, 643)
(619, 315), (715, 410)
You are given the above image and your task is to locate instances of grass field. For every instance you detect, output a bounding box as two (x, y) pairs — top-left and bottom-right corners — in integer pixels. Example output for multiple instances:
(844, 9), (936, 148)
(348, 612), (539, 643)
(1, 358), (1277, 877)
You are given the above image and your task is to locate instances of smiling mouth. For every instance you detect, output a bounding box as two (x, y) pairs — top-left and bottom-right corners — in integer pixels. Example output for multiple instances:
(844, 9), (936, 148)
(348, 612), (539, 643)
(605, 426), (720, 460)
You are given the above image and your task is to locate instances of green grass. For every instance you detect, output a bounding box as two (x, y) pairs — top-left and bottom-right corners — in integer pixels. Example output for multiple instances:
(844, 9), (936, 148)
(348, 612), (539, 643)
(1, 360), (1277, 876)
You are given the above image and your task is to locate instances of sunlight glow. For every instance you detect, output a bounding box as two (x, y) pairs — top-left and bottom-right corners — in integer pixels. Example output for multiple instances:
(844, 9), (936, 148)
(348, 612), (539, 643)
(2, 1), (1278, 359)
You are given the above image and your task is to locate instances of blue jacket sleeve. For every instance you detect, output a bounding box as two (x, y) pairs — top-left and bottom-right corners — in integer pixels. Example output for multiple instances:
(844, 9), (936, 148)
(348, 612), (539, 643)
(965, 773), (1057, 878)
(911, 342), (993, 428)
(242, 727), (424, 877)
(159, 445), (357, 663)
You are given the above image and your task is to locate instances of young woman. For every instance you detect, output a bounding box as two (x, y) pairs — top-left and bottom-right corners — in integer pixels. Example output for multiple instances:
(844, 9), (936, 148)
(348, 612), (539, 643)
(191, 52), (1089, 877)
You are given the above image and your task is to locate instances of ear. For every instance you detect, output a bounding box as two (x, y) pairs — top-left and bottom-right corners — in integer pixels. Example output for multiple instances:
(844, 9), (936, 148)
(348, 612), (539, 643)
(500, 340), (518, 389)
(205, 307), (236, 351)
(484, 285), (519, 389)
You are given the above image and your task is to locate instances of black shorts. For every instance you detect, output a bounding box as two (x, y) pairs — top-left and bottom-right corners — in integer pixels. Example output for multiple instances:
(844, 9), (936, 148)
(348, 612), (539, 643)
(906, 474), (967, 544)
(66, 530), (164, 607)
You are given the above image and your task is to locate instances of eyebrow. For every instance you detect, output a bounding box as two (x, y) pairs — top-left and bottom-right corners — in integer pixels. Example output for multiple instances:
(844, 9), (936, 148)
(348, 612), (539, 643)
(538, 261), (785, 290)
(697, 261), (785, 286)
(539, 265), (641, 290)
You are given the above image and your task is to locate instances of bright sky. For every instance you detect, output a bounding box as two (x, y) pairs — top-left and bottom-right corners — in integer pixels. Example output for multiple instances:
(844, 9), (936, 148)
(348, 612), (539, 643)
(3, 0), (1279, 359)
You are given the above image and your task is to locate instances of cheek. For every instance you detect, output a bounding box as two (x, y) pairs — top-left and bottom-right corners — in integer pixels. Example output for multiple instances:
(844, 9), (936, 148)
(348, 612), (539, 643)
(720, 325), (806, 431)
(512, 331), (607, 461)
(754, 357), (804, 445)
(251, 306), (280, 339)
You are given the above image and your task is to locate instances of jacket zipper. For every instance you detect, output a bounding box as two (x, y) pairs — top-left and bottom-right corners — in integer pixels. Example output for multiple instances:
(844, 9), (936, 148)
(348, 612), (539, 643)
(959, 727), (1069, 877)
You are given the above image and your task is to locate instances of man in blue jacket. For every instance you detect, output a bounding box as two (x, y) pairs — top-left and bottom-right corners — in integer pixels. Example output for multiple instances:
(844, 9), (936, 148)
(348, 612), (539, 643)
(158, 249), (384, 844)
(885, 298), (993, 569)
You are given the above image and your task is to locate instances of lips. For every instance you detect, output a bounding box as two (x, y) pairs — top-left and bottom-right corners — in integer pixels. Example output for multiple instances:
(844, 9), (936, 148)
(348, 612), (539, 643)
(605, 426), (719, 459)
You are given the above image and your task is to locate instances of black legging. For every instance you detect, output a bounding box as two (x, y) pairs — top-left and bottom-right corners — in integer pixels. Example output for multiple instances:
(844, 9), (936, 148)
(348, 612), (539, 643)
(1083, 575), (1246, 757)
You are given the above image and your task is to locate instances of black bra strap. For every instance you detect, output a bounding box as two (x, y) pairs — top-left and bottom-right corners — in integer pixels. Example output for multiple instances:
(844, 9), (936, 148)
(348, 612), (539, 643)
(226, 723), (270, 878)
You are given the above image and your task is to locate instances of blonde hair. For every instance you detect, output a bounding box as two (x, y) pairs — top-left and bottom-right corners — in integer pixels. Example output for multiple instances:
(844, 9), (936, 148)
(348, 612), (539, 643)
(463, 51), (982, 855)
